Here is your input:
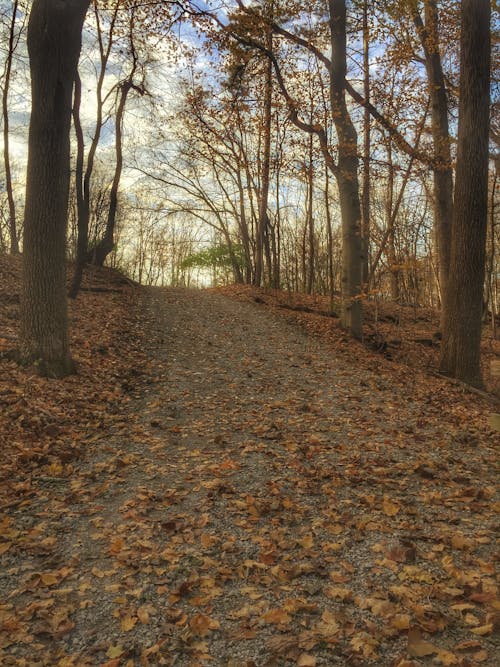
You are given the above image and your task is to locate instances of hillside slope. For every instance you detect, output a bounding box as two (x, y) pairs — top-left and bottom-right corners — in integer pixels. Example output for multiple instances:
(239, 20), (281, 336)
(0, 260), (498, 666)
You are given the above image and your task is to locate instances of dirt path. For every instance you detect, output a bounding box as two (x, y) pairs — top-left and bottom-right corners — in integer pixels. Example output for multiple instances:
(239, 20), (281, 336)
(1, 287), (498, 666)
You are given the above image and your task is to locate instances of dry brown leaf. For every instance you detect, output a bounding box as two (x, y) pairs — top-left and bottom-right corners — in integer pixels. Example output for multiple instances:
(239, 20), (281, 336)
(121, 615), (137, 631)
(260, 608), (292, 626)
(407, 628), (438, 657)
(391, 614), (411, 630)
(382, 495), (400, 516)
(189, 613), (220, 637)
(470, 623), (493, 636)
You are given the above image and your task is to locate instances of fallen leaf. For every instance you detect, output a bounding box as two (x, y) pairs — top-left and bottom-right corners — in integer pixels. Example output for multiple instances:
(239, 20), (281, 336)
(407, 628), (438, 657)
(297, 654), (316, 666)
(121, 615), (137, 632)
(106, 645), (125, 659)
(0, 542), (11, 556)
(391, 614), (411, 630)
(137, 605), (150, 624)
(383, 495), (400, 516)
(260, 608), (291, 626)
(298, 534), (314, 549)
(470, 623), (493, 636)
(189, 613), (220, 637)
(40, 572), (60, 586)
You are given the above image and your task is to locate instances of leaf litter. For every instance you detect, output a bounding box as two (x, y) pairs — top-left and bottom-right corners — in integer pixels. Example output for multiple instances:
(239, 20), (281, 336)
(0, 258), (499, 666)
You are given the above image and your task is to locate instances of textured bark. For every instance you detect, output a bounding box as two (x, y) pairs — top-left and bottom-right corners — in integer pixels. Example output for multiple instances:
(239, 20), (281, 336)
(329, 0), (363, 339)
(20, 0), (90, 377)
(439, 0), (491, 387)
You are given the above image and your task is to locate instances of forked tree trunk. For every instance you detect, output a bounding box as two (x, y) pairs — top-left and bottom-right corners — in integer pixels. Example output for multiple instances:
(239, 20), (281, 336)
(439, 0), (491, 387)
(20, 0), (90, 377)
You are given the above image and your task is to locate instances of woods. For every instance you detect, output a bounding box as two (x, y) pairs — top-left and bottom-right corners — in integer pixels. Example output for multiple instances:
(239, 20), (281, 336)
(1, 3), (500, 664)
(0, 2), (497, 374)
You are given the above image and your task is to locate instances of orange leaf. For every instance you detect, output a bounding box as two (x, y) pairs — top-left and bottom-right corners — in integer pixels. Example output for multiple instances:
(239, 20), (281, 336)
(407, 628), (438, 657)
(297, 654), (316, 666)
(0, 542), (11, 556)
(299, 534), (314, 549)
(121, 615), (137, 632)
(109, 537), (125, 554)
(471, 624), (493, 636)
(382, 496), (400, 516)
(106, 645), (125, 659)
(260, 608), (292, 626)
(189, 613), (220, 637)
(40, 572), (60, 586)
(391, 614), (411, 631)
(137, 605), (150, 624)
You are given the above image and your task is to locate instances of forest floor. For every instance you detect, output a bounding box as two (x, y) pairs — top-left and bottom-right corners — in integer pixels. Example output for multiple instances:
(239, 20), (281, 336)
(0, 255), (499, 667)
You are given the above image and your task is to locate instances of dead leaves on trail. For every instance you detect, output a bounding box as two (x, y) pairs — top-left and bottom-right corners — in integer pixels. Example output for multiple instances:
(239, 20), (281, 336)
(0, 270), (499, 665)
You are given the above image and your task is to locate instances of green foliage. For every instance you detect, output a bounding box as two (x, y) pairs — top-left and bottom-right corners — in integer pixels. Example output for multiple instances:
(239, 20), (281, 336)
(181, 244), (246, 271)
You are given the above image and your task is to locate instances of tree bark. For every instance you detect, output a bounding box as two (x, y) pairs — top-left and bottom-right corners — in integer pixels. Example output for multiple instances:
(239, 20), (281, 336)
(439, 0), (491, 387)
(20, 0), (89, 377)
(329, 0), (363, 339)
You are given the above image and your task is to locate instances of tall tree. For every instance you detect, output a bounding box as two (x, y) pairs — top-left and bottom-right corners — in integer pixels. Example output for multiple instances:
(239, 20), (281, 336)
(69, 0), (121, 297)
(19, 0), (90, 377)
(439, 0), (491, 387)
(90, 3), (146, 267)
(253, 2), (273, 286)
(329, 0), (363, 338)
(1, 0), (24, 254)
(413, 0), (453, 315)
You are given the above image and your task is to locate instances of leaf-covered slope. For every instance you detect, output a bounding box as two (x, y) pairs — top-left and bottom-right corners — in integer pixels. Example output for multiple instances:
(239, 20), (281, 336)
(0, 268), (498, 666)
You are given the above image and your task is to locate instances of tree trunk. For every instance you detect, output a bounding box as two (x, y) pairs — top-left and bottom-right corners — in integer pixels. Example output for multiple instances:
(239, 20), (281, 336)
(69, 3), (119, 293)
(361, 0), (370, 285)
(413, 1), (453, 320)
(329, 0), (363, 339)
(306, 133), (315, 295)
(2, 0), (20, 255)
(385, 141), (400, 301)
(20, 0), (89, 377)
(439, 0), (491, 387)
(254, 28), (273, 287)
(324, 163), (336, 310)
(91, 80), (130, 267)
(68, 71), (87, 298)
